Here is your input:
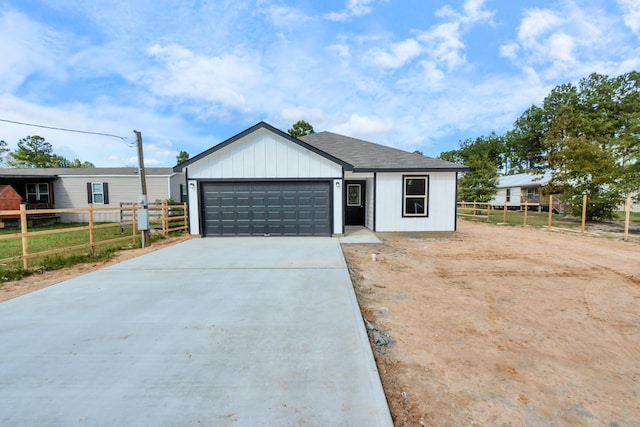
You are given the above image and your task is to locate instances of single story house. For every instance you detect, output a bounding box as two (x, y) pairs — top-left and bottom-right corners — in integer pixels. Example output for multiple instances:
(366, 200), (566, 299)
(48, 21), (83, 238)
(174, 121), (468, 237)
(0, 167), (185, 223)
(490, 172), (559, 211)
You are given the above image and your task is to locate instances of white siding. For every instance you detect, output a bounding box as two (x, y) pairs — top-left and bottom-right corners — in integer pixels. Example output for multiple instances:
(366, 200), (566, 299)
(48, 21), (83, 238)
(333, 179), (343, 235)
(53, 174), (181, 222)
(366, 178), (375, 230)
(491, 187), (521, 207)
(187, 180), (200, 235)
(375, 172), (458, 232)
(187, 128), (342, 179)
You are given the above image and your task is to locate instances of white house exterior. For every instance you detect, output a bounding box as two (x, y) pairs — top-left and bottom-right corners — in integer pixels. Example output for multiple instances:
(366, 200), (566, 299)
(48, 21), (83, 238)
(0, 168), (185, 222)
(175, 122), (467, 237)
(491, 172), (553, 210)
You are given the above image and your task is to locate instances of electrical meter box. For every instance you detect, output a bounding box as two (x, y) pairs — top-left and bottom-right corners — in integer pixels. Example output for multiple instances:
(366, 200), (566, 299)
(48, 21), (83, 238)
(137, 194), (148, 206)
(137, 208), (149, 231)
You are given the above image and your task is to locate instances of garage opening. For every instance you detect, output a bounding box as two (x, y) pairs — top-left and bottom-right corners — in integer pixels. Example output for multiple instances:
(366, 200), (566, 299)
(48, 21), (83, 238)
(201, 181), (331, 236)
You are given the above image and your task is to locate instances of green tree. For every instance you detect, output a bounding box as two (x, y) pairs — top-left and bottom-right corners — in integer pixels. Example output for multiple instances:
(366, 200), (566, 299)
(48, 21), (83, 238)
(67, 158), (95, 168)
(6, 135), (55, 168)
(5, 135), (94, 168)
(457, 153), (499, 202)
(0, 140), (8, 165)
(439, 134), (503, 201)
(504, 105), (547, 173)
(542, 72), (639, 220)
(287, 120), (315, 138)
(176, 150), (189, 165)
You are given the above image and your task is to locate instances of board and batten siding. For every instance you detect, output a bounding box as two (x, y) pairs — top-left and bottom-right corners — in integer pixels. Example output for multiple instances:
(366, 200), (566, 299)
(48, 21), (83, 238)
(375, 172), (458, 232)
(187, 128), (342, 180)
(53, 174), (183, 222)
(185, 128), (343, 235)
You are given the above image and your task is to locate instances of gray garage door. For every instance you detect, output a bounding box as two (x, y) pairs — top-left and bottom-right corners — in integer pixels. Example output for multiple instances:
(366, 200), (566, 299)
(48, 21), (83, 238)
(202, 181), (331, 236)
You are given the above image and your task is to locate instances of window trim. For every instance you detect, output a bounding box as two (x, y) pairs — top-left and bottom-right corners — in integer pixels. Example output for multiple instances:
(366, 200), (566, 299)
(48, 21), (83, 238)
(87, 182), (109, 205)
(25, 182), (49, 202)
(402, 175), (429, 218)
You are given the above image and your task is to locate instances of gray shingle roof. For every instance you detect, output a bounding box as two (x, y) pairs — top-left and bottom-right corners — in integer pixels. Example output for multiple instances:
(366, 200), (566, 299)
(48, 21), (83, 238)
(300, 131), (468, 172)
(0, 167), (178, 178)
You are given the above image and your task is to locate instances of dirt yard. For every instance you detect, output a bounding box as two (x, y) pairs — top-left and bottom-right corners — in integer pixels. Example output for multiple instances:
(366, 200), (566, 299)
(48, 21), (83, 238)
(343, 220), (640, 426)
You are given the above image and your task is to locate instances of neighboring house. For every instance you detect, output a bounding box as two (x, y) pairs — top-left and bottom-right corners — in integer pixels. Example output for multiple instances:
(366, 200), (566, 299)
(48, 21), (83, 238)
(174, 121), (468, 237)
(491, 172), (560, 212)
(0, 167), (185, 223)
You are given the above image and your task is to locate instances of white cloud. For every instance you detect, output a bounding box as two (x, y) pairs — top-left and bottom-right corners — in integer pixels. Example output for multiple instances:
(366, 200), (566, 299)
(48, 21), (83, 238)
(517, 9), (564, 45)
(144, 44), (266, 111)
(259, 4), (310, 27)
(327, 44), (351, 59)
(435, 0), (494, 24)
(324, 0), (379, 22)
(329, 114), (394, 140)
(368, 39), (422, 69)
(416, 22), (466, 70)
(0, 10), (64, 92)
(498, 4), (634, 81)
(618, 0), (640, 34)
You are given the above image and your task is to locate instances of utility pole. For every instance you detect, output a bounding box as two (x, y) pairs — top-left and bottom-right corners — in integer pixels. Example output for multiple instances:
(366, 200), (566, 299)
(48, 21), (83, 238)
(134, 130), (150, 247)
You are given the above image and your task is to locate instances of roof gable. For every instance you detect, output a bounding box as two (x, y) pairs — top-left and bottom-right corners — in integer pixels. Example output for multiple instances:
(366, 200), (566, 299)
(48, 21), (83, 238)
(174, 122), (352, 172)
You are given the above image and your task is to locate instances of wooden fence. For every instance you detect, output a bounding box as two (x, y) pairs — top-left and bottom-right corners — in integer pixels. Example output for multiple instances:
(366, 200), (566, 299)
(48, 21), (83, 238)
(0, 202), (187, 269)
(458, 195), (636, 242)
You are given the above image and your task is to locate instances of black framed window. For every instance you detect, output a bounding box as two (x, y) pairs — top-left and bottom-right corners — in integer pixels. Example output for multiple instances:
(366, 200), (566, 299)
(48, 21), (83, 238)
(87, 182), (109, 204)
(403, 176), (428, 217)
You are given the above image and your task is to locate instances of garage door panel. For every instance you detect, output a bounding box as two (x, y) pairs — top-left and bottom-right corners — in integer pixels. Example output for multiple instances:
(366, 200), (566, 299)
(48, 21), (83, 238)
(202, 181), (331, 236)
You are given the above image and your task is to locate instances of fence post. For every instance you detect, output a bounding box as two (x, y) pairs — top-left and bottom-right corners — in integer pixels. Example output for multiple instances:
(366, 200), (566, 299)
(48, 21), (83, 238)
(473, 200), (477, 216)
(524, 200), (529, 225)
(581, 194), (588, 235)
(487, 202), (491, 222)
(162, 201), (168, 236)
(20, 204), (29, 269)
(503, 202), (507, 224)
(132, 203), (138, 245)
(548, 195), (553, 228)
(88, 203), (95, 253)
(624, 196), (631, 242)
(183, 202), (188, 233)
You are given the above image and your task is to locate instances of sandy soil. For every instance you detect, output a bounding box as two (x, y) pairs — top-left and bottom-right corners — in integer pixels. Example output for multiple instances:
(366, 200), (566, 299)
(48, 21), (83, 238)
(0, 234), (193, 303)
(342, 220), (640, 426)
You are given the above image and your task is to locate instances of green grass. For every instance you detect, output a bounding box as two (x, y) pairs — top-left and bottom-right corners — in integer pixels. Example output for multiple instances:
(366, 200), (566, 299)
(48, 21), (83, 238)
(0, 222), (135, 260)
(613, 211), (640, 221)
(0, 222), (139, 283)
(459, 208), (639, 230)
(459, 208), (582, 228)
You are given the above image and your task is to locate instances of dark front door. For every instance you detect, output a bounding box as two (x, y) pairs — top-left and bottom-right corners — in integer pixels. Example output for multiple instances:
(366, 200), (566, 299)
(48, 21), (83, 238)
(345, 181), (366, 226)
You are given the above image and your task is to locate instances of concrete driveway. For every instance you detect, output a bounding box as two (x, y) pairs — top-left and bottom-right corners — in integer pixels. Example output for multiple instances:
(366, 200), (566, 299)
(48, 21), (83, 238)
(0, 237), (392, 426)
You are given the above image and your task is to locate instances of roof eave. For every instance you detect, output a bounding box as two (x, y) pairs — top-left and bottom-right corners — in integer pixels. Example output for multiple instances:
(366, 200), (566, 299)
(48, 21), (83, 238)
(353, 167), (469, 173)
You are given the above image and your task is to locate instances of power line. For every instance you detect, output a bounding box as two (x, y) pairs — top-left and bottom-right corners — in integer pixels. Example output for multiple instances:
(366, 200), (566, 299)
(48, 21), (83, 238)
(0, 118), (136, 147)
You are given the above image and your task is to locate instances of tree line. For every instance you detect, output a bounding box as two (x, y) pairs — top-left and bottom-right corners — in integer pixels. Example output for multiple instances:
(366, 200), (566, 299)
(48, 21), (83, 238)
(0, 135), (94, 168)
(439, 71), (640, 220)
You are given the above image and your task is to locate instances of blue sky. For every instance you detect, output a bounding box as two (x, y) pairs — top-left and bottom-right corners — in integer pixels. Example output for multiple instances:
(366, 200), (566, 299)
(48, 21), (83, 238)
(0, 0), (638, 167)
